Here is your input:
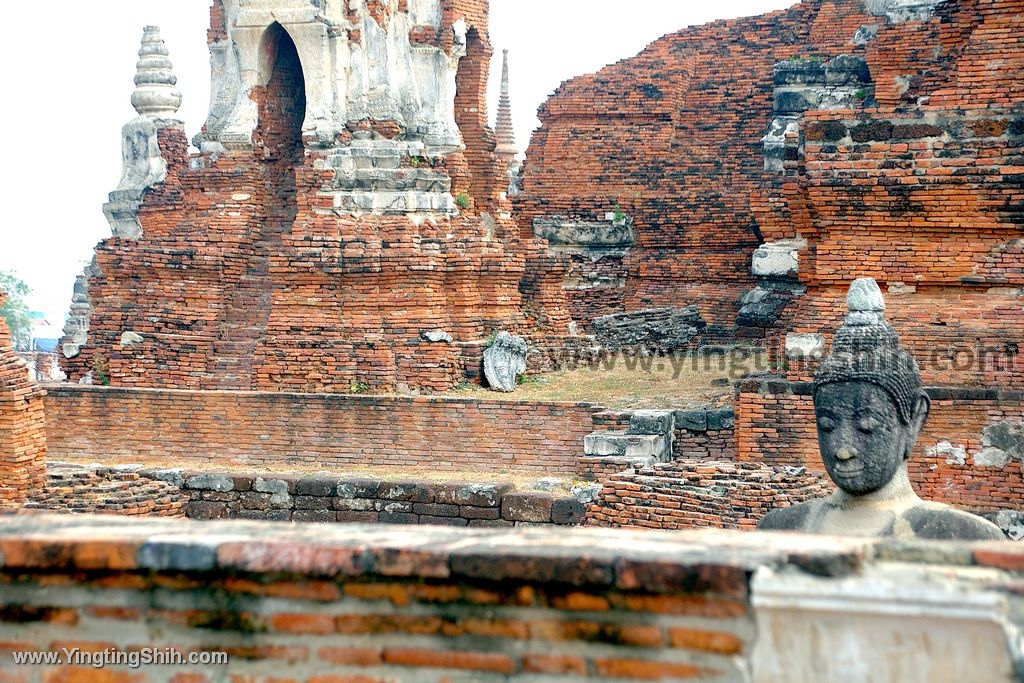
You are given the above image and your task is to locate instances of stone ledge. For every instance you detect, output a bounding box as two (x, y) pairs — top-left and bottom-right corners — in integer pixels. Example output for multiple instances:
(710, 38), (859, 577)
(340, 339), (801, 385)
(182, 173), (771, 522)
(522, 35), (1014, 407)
(0, 513), (885, 587)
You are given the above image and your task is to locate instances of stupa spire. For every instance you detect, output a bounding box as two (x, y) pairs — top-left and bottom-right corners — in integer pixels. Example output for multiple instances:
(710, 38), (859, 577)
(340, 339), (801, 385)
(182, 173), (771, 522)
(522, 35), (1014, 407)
(131, 26), (182, 119)
(494, 49), (518, 159)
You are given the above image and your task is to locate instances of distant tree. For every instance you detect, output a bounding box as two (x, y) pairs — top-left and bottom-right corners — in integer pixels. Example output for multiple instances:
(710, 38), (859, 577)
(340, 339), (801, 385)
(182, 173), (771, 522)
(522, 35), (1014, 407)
(0, 270), (33, 351)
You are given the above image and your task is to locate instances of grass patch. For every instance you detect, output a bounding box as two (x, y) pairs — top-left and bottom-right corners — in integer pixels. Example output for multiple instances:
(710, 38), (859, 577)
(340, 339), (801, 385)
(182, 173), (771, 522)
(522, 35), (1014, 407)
(449, 350), (764, 409)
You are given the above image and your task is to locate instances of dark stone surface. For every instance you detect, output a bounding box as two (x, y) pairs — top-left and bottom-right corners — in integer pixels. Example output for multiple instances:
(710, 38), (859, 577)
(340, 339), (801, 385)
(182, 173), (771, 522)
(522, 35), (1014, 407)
(551, 498), (586, 526)
(892, 124), (944, 139)
(336, 511), (379, 523)
(376, 481), (431, 502)
(186, 501), (230, 520)
(805, 120), (847, 142)
(460, 505), (502, 520)
(292, 510), (337, 523)
(850, 121), (894, 142)
(592, 306), (706, 352)
(706, 409), (735, 432)
(240, 492), (272, 510)
(737, 287), (797, 328)
(294, 496), (333, 511)
(336, 479), (380, 498)
(774, 90), (818, 114)
(420, 515), (469, 527)
(184, 474), (234, 492)
(236, 509), (291, 521)
(137, 542), (217, 571)
(675, 409), (709, 432)
(296, 477), (336, 496)
(414, 503), (460, 517)
(773, 60), (826, 86)
(824, 54), (871, 86)
(503, 493), (554, 523)
(435, 483), (509, 507)
(379, 512), (419, 524)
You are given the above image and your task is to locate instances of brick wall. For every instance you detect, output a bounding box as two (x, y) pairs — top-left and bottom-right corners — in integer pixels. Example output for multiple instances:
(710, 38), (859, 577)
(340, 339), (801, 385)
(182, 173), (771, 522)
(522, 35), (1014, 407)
(735, 378), (1024, 514)
(515, 3), (820, 331)
(0, 288), (47, 509)
(761, 111), (1024, 387)
(2, 514), (1023, 681)
(43, 386), (600, 475)
(586, 460), (830, 531)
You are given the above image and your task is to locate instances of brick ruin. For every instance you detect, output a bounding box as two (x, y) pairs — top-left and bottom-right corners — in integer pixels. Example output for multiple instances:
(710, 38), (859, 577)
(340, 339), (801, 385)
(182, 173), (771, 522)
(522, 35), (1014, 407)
(2, 2), (1024, 678)
(511, 0), (1023, 532)
(516, 0), (1023, 364)
(0, 289), (47, 509)
(60, 1), (571, 394)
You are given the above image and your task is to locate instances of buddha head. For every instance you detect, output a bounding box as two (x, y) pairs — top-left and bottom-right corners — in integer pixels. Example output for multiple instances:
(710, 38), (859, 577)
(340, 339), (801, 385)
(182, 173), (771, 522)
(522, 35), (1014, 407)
(812, 279), (930, 495)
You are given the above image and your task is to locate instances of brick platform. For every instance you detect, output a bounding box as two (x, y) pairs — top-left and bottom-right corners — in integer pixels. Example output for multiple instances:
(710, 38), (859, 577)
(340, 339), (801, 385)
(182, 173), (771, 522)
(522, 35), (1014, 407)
(23, 463), (185, 517)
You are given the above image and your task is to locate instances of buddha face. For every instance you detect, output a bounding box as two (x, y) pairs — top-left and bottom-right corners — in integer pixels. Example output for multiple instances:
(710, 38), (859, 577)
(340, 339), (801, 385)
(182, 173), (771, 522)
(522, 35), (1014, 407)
(813, 382), (925, 495)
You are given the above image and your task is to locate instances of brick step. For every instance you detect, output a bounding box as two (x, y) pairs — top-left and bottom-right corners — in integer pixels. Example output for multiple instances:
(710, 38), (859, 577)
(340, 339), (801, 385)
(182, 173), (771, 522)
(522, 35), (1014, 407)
(583, 430), (671, 461)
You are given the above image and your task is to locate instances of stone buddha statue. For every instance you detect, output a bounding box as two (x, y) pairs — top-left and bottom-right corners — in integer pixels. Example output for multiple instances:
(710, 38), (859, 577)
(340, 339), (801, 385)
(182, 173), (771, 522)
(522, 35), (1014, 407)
(759, 278), (1004, 540)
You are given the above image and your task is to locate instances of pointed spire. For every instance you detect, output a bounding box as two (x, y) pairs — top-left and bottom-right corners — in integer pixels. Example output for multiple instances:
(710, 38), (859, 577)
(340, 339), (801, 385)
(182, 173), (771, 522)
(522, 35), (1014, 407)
(130, 26), (182, 119)
(495, 49), (518, 159)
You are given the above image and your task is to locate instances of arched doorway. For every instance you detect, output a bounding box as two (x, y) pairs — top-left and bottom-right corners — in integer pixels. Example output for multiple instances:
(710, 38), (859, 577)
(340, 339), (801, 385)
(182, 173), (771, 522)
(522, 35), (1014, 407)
(213, 23), (307, 390)
(254, 22), (306, 166)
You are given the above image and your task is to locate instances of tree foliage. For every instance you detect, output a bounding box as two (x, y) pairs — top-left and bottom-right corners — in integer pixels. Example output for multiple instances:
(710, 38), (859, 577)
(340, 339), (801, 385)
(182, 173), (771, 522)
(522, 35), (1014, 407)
(0, 270), (33, 351)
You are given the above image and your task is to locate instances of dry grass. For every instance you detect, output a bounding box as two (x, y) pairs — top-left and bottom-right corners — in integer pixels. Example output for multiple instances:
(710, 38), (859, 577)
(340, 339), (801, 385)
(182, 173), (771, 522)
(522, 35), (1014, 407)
(447, 349), (767, 409)
(50, 456), (581, 492)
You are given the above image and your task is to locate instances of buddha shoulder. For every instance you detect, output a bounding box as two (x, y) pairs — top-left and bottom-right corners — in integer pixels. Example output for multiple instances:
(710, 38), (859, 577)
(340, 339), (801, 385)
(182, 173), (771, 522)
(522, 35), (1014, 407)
(757, 501), (819, 531)
(900, 503), (1005, 541)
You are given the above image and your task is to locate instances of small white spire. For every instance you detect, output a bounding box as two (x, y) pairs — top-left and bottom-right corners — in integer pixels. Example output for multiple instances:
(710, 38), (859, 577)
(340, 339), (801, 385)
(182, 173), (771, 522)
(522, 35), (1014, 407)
(130, 26), (182, 119)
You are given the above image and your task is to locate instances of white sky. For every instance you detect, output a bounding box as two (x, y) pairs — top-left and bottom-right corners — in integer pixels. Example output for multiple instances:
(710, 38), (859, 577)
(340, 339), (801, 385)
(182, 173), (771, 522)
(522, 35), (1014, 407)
(0, 0), (793, 326)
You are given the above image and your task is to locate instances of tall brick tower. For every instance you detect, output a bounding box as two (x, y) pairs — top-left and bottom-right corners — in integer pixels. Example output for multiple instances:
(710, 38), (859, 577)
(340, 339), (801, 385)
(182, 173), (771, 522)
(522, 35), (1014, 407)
(0, 288), (47, 508)
(62, 1), (571, 394)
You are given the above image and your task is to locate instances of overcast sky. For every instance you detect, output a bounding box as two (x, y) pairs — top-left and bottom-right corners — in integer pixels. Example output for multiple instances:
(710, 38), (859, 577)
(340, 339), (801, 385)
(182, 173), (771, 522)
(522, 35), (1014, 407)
(0, 0), (793, 325)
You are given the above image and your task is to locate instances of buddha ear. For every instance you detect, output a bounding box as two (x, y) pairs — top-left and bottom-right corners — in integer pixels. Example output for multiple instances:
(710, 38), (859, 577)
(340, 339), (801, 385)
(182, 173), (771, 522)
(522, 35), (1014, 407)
(910, 392), (930, 433)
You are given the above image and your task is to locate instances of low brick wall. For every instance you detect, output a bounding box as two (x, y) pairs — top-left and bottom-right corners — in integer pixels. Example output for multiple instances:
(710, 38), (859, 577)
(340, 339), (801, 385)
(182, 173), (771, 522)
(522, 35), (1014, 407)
(24, 463), (186, 517)
(736, 379), (1024, 514)
(44, 386), (601, 475)
(166, 471), (585, 527)
(586, 460), (830, 530)
(0, 515), (1022, 681)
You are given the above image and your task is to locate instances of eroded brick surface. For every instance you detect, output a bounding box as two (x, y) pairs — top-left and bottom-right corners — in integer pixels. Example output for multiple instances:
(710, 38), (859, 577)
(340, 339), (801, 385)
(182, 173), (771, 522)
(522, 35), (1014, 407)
(0, 289), (47, 508)
(44, 386), (600, 476)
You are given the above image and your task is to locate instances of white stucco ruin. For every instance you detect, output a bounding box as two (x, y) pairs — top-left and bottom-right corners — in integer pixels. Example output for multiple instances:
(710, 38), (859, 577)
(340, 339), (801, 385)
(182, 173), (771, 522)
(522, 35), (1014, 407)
(104, 27), (184, 240)
(202, 0), (465, 152)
